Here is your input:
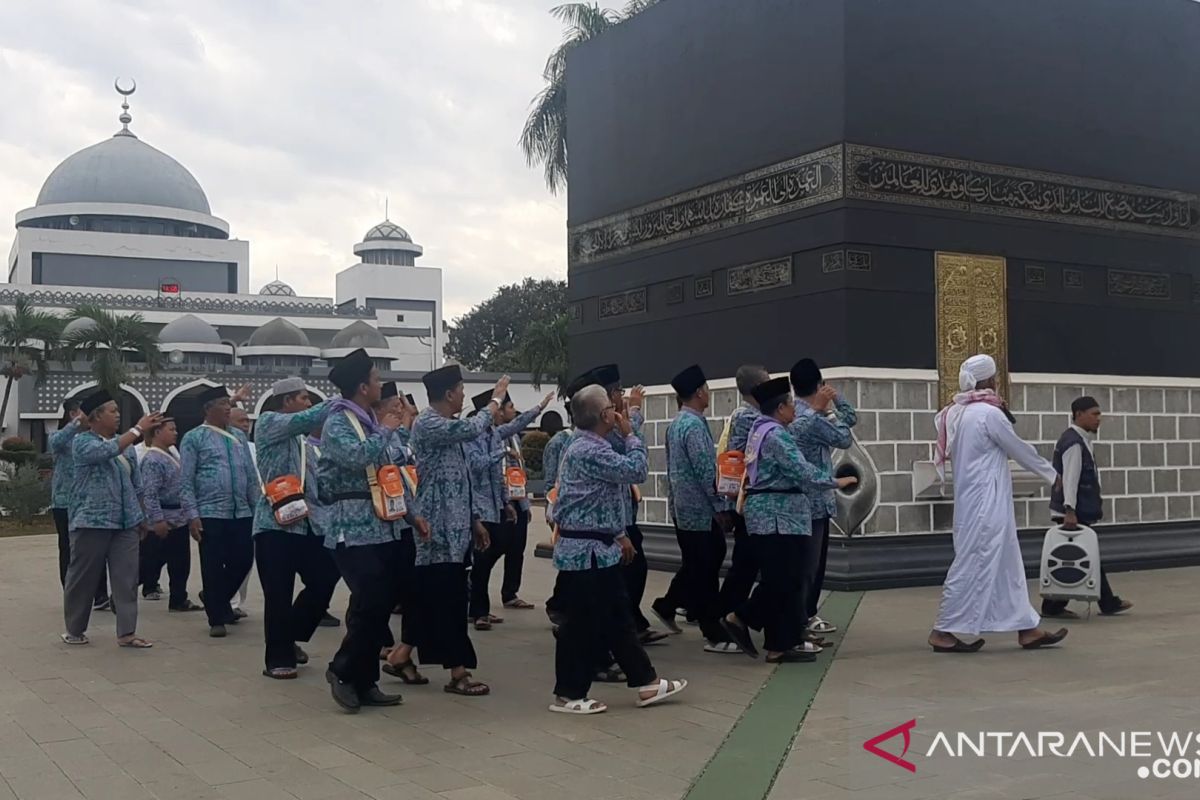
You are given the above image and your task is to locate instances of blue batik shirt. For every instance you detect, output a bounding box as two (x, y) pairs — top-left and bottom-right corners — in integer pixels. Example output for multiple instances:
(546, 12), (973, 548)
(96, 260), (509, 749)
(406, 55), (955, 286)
(667, 407), (728, 531)
(542, 429), (572, 487)
(465, 430), (507, 524)
(725, 402), (760, 454)
(744, 420), (836, 536)
(604, 407), (644, 527)
(552, 429), (647, 571)
(317, 407), (415, 549)
(487, 406), (541, 515)
(252, 401), (333, 536)
(410, 405), (494, 566)
(49, 418), (83, 509)
(140, 447), (189, 529)
(788, 395), (857, 519)
(179, 424), (259, 521)
(69, 433), (144, 531)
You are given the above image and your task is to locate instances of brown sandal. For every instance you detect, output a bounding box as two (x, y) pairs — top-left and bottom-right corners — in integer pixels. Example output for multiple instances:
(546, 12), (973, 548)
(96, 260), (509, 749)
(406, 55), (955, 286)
(444, 673), (490, 696)
(383, 660), (429, 685)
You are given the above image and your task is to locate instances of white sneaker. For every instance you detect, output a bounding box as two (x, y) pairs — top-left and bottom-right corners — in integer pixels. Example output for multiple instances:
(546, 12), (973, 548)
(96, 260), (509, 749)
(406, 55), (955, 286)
(809, 616), (837, 634)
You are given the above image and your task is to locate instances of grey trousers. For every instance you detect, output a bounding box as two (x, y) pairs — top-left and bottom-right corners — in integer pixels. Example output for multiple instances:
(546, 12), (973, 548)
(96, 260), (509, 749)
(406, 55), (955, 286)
(64, 528), (139, 638)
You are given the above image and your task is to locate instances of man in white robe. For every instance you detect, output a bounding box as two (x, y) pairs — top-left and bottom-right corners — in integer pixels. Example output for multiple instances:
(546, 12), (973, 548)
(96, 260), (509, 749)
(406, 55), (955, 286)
(928, 355), (1069, 652)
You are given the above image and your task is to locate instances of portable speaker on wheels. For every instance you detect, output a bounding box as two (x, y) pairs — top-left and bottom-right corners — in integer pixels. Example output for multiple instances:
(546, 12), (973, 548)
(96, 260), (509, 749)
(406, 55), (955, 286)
(1039, 524), (1102, 604)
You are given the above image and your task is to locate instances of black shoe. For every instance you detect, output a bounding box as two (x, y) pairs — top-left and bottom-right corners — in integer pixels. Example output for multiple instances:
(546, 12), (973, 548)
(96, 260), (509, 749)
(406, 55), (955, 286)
(651, 598), (683, 635)
(319, 612), (341, 628)
(209, 625), (227, 638)
(326, 670), (361, 713)
(232, 608), (248, 620)
(169, 600), (204, 612)
(294, 645), (309, 665)
(93, 596), (111, 612)
(358, 685), (402, 707)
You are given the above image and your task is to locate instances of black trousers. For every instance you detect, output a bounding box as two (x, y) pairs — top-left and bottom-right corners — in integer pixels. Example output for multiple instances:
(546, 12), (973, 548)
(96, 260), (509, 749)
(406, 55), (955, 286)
(801, 517), (832, 619)
(554, 563), (657, 700)
(54, 507), (107, 603)
(256, 530), (341, 670)
(623, 523), (650, 632)
(139, 525), (192, 606)
(469, 521), (508, 620)
(737, 535), (806, 653)
(331, 540), (405, 689)
(198, 517), (254, 627)
(413, 562), (477, 670)
(718, 513), (757, 615)
(661, 523), (728, 643)
(501, 506), (529, 603)
(381, 528), (416, 650)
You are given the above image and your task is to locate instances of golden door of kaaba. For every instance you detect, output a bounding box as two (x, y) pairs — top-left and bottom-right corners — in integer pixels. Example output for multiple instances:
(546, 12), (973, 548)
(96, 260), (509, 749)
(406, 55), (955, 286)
(934, 252), (1009, 407)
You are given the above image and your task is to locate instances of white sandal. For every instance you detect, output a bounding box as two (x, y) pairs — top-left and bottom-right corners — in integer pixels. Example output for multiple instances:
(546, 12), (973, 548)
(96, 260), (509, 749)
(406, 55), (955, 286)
(796, 641), (822, 654)
(549, 697), (607, 715)
(61, 633), (89, 645)
(635, 678), (687, 708)
(703, 641), (743, 654)
(809, 616), (838, 634)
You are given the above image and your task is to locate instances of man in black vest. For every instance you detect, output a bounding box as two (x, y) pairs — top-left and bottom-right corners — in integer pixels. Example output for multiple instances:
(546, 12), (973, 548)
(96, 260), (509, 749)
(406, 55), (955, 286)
(1045, 396), (1133, 618)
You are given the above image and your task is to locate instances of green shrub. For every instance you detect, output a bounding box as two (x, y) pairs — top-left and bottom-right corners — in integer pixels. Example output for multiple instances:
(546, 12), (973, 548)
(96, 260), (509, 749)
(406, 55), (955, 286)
(521, 430), (550, 480)
(0, 465), (51, 524)
(1, 436), (35, 451)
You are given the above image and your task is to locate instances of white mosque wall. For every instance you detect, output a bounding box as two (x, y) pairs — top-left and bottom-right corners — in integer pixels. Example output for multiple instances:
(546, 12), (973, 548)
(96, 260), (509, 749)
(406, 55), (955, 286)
(8, 226), (249, 292)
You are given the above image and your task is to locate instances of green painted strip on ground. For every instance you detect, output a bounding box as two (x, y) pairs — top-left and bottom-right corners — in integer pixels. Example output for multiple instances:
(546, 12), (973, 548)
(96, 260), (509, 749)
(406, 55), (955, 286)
(684, 591), (865, 800)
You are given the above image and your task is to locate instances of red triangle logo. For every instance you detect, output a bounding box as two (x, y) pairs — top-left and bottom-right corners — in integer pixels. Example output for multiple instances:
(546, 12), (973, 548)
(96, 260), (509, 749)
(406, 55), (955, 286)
(863, 719), (917, 773)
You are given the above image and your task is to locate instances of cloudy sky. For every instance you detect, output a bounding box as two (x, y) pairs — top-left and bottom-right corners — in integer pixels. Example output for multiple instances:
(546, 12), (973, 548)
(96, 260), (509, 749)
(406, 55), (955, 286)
(0, 0), (573, 320)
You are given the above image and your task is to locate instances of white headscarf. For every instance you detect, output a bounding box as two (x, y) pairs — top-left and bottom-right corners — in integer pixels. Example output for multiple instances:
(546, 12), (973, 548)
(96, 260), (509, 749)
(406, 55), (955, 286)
(958, 354), (997, 391)
(936, 354), (1003, 480)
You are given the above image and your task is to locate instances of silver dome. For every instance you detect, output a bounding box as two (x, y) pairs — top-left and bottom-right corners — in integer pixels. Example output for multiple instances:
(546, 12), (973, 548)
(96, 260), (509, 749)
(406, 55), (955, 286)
(158, 314), (221, 345)
(36, 134), (211, 214)
(247, 318), (311, 348)
(258, 279), (296, 297)
(330, 320), (388, 350)
(363, 220), (411, 243)
(62, 317), (99, 337)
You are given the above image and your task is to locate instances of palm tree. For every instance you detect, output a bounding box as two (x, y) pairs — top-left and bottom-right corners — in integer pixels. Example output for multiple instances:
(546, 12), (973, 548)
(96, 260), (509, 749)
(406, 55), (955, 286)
(62, 304), (161, 395)
(520, 1), (660, 194)
(519, 313), (570, 393)
(0, 297), (64, 428)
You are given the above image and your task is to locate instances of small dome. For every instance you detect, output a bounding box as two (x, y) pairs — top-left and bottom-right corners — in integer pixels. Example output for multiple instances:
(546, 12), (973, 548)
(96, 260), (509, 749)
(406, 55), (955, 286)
(62, 317), (99, 337)
(158, 314), (221, 345)
(36, 134), (211, 214)
(363, 220), (411, 243)
(258, 279), (296, 297)
(247, 317), (311, 348)
(330, 320), (388, 350)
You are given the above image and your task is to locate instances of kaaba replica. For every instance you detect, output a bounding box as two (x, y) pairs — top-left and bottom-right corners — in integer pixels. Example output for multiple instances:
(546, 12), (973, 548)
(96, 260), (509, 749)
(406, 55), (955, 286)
(562, 0), (1200, 587)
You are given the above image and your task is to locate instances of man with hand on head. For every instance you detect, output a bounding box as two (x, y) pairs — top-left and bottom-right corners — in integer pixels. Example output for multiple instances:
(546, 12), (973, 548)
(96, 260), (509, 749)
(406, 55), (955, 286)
(50, 398), (109, 611)
(62, 390), (163, 648)
(549, 383), (687, 715)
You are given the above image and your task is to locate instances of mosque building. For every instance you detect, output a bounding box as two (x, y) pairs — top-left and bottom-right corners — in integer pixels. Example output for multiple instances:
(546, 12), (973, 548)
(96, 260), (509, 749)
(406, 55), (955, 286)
(1, 82), (549, 442)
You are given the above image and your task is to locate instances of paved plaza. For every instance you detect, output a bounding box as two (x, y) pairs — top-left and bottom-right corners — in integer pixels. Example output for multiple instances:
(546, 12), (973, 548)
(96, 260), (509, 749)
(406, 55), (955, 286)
(1, 523), (1196, 800)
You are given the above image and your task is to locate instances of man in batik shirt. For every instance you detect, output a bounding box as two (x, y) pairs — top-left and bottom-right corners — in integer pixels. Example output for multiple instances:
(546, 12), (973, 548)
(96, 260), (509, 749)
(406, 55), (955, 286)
(320, 350), (426, 712)
(548, 384), (687, 716)
(50, 398), (108, 609)
(653, 364), (736, 652)
(62, 390), (163, 648)
(466, 388), (553, 628)
(253, 377), (337, 680)
(180, 384), (258, 638)
(408, 365), (508, 697)
(140, 418), (201, 612)
(788, 358), (857, 637)
(721, 378), (855, 664)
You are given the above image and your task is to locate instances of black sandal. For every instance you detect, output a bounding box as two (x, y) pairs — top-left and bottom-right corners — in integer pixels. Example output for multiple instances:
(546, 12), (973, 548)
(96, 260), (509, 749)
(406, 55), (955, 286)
(720, 615), (759, 658)
(1020, 629), (1068, 649)
(382, 660), (429, 685)
(444, 673), (489, 696)
(931, 636), (985, 653)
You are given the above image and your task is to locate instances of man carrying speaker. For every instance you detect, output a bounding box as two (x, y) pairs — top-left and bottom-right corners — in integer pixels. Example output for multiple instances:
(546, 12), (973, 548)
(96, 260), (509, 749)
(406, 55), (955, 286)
(1043, 396), (1133, 618)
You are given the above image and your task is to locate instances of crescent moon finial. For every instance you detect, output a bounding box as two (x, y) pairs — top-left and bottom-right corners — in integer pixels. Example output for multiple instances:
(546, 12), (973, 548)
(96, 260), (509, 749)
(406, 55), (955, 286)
(113, 77), (136, 136)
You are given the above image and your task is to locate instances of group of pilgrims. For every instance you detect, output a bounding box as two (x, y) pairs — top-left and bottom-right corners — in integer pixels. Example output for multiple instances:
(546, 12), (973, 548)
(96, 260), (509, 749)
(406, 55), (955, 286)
(48, 346), (861, 716)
